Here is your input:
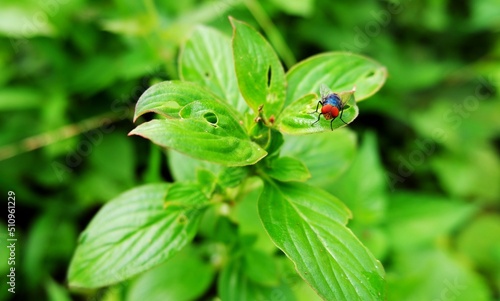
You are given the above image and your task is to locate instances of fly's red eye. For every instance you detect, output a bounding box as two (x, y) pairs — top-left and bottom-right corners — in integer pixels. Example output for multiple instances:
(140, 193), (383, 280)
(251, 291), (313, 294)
(331, 107), (339, 117)
(321, 104), (333, 114)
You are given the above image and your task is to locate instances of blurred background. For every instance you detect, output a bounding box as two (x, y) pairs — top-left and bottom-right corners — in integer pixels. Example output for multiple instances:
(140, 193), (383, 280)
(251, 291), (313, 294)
(0, 0), (499, 300)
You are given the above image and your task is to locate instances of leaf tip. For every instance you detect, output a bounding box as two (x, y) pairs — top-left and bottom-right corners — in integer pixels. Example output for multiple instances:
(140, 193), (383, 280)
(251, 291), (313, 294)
(128, 127), (141, 137)
(132, 107), (141, 122)
(228, 15), (237, 27)
(229, 16), (249, 30)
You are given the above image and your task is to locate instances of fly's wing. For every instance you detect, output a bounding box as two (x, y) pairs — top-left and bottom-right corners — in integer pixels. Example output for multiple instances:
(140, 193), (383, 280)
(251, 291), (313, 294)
(337, 86), (356, 108)
(319, 84), (331, 99)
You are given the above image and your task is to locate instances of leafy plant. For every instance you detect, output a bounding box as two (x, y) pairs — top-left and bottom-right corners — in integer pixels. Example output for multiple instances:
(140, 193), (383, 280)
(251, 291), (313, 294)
(68, 17), (387, 300)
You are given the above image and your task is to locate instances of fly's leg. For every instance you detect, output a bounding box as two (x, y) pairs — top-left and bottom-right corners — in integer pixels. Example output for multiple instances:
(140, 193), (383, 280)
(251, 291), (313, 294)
(310, 100), (322, 114)
(339, 107), (348, 124)
(312, 113), (323, 126)
(311, 100), (324, 127)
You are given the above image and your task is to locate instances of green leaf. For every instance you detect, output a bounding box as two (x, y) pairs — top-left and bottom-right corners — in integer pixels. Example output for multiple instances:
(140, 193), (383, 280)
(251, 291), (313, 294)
(0, 5), (55, 37)
(277, 88), (358, 134)
(69, 55), (121, 94)
(90, 132), (135, 187)
(0, 87), (43, 110)
(130, 119), (266, 166)
(457, 214), (500, 271)
(24, 212), (77, 286)
(470, 0), (500, 30)
(277, 257), (324, 301)
(211, 216), (239, 244)
(100, 286), (123, 301)
(281, 128), (357, 187)
(180, 25), (248, 113)
(126, 246), (215, 301)
(196, 169), (218, 198)
(133, 80), (243, 123)
(270, 0), (314, 17)
(431, 146), (500, 203)
(46, 278), (72, 301)
(265, 129), (285, 160)
(168, 149), (248, 192)
(168, 149), (222, 182)
(232, 178), (277, 254)
(68, 183), (209, 288)
(243, 249), (279, 286)
(218, 167), (249, 189)
(387, 249), (490, 301)
(386, 192), (477, 251)
(131, 81), (267, 166)
(218, 255), (295, 301)
(231, 17), (286, 121)
(331, 132), (387, 225)
(286, 52), (387, 107)
(258, 180), (385, 300)
(264, 156), (311, 182)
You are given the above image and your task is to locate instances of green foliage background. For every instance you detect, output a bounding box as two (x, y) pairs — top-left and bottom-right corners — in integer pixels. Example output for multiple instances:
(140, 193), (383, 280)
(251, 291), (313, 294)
(0, 0), (499, 300)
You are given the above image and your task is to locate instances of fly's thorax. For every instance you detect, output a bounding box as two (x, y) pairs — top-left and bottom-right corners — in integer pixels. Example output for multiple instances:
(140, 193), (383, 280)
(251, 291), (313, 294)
(323, 93), (342, 109)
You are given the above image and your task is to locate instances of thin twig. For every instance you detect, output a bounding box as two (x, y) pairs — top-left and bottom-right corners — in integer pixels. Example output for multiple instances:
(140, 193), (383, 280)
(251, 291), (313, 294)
(0, 111), (127, 161)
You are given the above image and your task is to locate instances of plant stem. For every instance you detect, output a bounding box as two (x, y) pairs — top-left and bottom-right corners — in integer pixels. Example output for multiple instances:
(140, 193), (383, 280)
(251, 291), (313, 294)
(0, 111), (127, 161)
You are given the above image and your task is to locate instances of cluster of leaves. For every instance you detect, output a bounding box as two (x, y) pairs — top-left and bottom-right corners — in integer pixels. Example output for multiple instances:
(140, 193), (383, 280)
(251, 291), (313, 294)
(68, 17), (387, 300)
(1, 0), (499, 300)
(303, 1), (500, 300)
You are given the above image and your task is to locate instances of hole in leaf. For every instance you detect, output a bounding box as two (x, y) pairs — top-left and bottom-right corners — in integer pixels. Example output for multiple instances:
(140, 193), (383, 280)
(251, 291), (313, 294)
(204, 71), (210, 78)
(203, 112), (218, 125)
(177, 215), (187, 224)
(365, 70), (375, 78)
(267, 66), (272, 87)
